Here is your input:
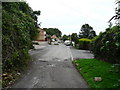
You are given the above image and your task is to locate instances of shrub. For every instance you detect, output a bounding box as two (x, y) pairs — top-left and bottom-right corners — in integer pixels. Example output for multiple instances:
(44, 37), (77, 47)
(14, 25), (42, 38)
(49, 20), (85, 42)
(92, 26), (120, 64)
(78, 38), (91, 50)
(2, 2), (40, 87)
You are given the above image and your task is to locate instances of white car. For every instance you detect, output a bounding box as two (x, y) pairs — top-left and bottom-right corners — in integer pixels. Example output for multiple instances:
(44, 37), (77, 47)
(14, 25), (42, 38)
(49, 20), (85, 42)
(54, 41), (59, 45)
(64, 40), (71, 46)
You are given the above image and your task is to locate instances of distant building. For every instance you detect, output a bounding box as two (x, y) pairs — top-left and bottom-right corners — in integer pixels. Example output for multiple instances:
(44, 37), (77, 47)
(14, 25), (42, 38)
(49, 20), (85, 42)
(37, 28), (46, 41)
(51, 35), (58, 40)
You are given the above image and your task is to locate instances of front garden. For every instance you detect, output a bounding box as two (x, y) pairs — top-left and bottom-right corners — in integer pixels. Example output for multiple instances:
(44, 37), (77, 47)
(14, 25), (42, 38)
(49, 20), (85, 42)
(73, 59), (120, 88)
(72, 25), (120, 88)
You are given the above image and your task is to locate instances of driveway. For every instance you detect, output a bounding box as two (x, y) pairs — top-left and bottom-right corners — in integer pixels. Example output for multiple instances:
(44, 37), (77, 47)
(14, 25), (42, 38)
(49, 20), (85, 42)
(70, 46), (94, 60)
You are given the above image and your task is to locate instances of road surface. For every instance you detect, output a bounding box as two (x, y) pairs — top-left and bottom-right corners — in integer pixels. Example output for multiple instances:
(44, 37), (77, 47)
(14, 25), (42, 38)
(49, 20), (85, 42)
(12, 42), (93, 88)
(70, 46), (94, 60)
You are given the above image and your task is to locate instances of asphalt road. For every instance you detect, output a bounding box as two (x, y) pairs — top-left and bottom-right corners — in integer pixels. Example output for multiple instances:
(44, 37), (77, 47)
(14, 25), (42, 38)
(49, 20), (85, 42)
(70, 47), (94, 60)
(12, 42), (93, 88)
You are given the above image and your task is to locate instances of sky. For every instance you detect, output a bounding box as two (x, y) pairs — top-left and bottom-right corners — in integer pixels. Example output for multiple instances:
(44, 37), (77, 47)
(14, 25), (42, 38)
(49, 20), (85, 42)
(26, 0), (116, 35)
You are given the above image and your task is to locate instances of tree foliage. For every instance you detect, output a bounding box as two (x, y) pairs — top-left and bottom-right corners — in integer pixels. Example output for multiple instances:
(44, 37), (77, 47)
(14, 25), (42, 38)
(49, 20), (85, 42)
(2, 2), (40, 87)
(71, 33), (79, 44)
(79, 24), (96, 39)
(115, 0), (120, 25)
(62, 34), (69, 41)
(92, 26), (120, 64)
(43, 28), (62, 38)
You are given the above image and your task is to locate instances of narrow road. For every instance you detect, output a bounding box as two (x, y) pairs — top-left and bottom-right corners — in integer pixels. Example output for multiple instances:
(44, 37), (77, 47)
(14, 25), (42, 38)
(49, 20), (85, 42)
(12, 42), (93, 88)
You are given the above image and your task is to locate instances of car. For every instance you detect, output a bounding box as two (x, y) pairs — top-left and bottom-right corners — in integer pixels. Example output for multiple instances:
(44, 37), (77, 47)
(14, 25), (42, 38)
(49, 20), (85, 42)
(58, 40), (61, 43)
(52, 39), (55, 42)
(54, 41), (59, 45)
(51, 42), (54, 45)
(64, 40), (71, 46)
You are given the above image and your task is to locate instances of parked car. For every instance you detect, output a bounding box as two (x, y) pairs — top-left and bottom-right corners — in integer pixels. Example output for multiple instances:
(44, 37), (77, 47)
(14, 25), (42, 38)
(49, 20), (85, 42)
(54, 41), (59, 45)
(64, 40), (71, 46)
(58, 40), (61, 43)
(52, 39), (55, 42)
(51, 42), (54, 45)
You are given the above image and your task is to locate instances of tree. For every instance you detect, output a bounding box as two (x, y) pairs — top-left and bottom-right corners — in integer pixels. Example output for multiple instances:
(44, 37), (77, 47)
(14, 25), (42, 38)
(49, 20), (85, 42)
(115, 0), (120, 25)
(89, 30), (97, 39)
(71, 33), (79, 44)
(32, 10), (41, 22)
(43, 28), (62, 38)
(79, 24), (96, 39)
(108, 0), (120, 26)
(62, 34), (69, 41)
(92, 26), (120, 64)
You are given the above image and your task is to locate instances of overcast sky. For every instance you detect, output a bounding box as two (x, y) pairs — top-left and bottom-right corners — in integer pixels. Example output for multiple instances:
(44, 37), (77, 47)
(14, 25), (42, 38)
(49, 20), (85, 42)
(26, 0), (115, 35)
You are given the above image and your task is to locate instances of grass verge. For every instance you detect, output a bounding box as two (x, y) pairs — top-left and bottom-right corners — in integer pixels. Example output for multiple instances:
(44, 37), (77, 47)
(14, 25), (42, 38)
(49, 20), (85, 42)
(72, 59), (120, 88)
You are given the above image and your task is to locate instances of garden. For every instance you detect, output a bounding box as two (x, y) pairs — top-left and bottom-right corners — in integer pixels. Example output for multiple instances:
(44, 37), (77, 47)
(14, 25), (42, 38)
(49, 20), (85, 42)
(72, 25), (120, 88)
(73, 59), (120, 88)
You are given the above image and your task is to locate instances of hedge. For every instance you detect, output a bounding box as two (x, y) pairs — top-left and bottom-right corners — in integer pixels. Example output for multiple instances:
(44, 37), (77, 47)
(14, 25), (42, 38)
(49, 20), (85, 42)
(2, 2), (39, 87)
(92, 26), (120, 64)
(78, 38), (91, 50)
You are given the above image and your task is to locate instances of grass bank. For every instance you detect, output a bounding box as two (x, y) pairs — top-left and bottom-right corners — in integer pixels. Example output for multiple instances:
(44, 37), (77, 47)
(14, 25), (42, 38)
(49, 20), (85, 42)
(72, 59), (120, 88)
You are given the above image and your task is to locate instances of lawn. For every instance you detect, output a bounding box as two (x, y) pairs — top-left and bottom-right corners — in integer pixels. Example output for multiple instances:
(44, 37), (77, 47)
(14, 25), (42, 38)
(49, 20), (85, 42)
(72, 59), (120, 88)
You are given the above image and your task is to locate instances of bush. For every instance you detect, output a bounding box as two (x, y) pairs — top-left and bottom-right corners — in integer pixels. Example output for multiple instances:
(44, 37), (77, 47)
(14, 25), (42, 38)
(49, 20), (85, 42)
(78, 38), (91, 50)
(2, 2), (39, 87)
(92, 26), (120, 64)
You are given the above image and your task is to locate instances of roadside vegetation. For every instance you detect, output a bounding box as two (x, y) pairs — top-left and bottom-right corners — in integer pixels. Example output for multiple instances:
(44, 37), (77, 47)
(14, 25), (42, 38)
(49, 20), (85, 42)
(71, 24), (120, 88)
(92, 26), (120, 64)
(78, 38), (91, 50)
(73, 59), (120, 88)
(71, 1), (120, 88)
(2, 2), (40, 88)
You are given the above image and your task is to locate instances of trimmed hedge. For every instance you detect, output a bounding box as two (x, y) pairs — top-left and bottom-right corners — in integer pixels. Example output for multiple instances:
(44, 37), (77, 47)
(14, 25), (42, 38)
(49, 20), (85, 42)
(92, 26), (120, 64)
(78, 38), (91, 50)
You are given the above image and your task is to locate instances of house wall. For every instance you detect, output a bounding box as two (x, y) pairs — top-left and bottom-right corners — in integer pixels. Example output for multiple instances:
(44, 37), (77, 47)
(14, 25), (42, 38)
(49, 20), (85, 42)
(37, 28), (46, 41)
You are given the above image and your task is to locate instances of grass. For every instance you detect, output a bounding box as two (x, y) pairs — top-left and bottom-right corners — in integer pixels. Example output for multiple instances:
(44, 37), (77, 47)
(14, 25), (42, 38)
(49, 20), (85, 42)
(72, 59), (120, 88)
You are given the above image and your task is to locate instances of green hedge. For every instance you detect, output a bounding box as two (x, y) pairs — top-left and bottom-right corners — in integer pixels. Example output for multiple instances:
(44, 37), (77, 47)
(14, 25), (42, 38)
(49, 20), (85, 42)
(92, 26), (120, 64)
(78, 38), (91, 50)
